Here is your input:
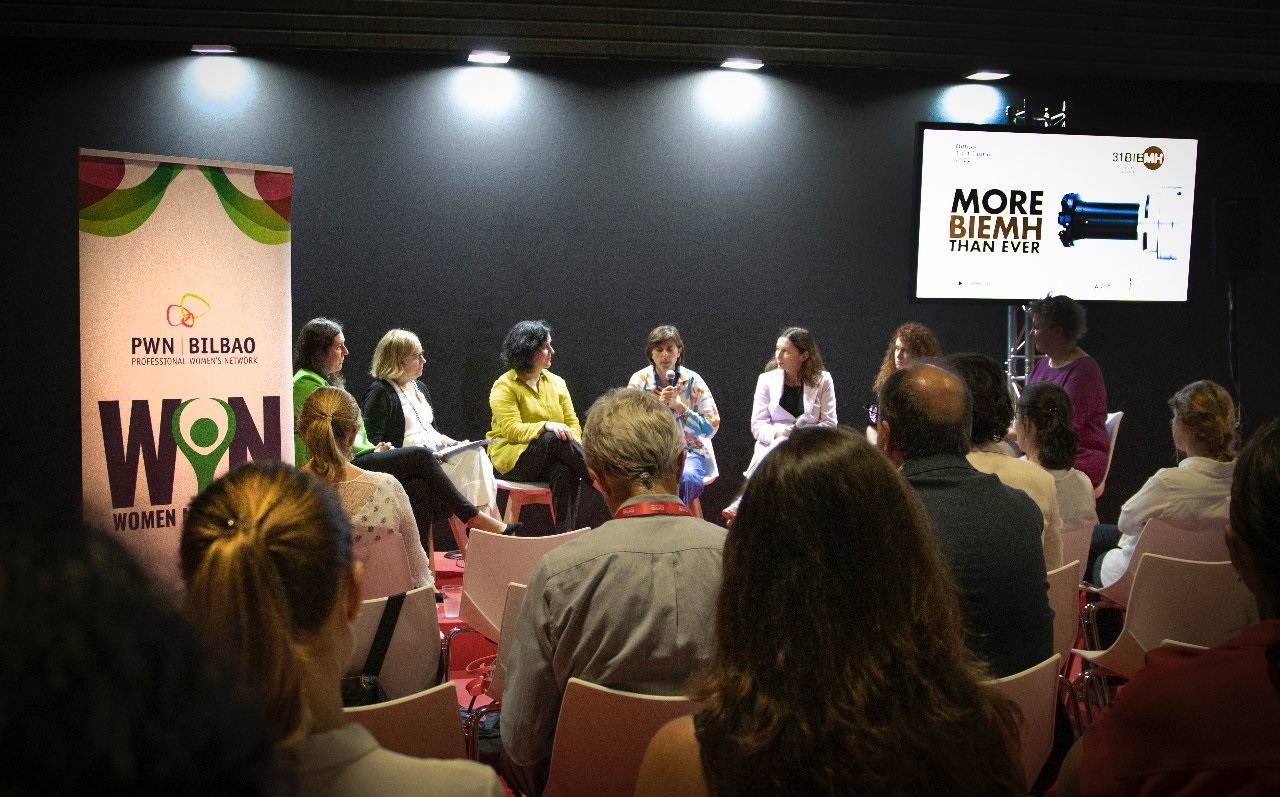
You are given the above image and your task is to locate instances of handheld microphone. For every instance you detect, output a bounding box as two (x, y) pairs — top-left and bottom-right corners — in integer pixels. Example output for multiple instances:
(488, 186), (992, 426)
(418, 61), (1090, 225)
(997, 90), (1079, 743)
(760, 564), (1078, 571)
(665, 369), (676, 388)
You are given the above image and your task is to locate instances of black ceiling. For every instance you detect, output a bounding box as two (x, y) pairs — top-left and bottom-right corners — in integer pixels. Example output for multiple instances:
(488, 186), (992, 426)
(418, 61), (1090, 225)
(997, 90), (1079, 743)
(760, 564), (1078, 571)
(3, 0), (1278, 84)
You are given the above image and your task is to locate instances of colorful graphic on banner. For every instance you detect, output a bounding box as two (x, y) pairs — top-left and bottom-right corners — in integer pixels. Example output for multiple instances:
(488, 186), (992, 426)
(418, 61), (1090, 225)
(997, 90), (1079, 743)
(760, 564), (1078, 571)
(79, 149), (293, 597)
(915, 128), (1198, 301)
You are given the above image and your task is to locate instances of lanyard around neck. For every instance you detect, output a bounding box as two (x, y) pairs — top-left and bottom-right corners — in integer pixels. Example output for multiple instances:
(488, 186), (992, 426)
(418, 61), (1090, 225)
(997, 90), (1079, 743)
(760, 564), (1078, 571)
(613, 500), (693, 520)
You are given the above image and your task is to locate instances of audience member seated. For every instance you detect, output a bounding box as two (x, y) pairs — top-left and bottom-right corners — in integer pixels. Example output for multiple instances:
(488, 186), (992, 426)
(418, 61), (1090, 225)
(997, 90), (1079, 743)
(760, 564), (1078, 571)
(300, 385), (435, 590)
(180, 461), (504, 797)
(950, 351), (1064, 569)
(487, 319), (591, 533)
(293, 317), (513, 537)
(363, 327), (499, 517)
(499, 389), (727, 796)
(724, 326), (836, 522)
(1016, 381), (1099, 532)
(627, 324), (721, 507)
(877, 359), (1052, 677)
(1026, 294), (1110, 488)
(0, 507), (274, 795)
(1052, 417), (1280, 796)
(636, 426), (1025, 797)
(1087, 379), (1236, 587)
(867, 320), (942, 444)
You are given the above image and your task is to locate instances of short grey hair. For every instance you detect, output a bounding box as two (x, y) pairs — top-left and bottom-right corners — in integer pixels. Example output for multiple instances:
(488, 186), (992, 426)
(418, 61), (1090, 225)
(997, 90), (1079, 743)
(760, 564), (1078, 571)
(583, 388), (684, 489)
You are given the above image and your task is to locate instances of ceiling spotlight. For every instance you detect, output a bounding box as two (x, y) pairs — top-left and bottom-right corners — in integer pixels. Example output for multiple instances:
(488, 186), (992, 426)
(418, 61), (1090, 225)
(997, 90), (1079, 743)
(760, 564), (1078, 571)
(191, 44), (237, 55)
(721, 58), (763, 71)
(965, 70), (1010, 81)
(468, 50), (511, 65)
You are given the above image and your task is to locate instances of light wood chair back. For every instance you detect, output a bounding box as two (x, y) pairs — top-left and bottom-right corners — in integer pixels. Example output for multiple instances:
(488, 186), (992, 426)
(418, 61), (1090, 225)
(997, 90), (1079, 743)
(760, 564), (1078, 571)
(542, 677), (698, 797)
(984, 654), (1063, 793)
(344, 680), (466, 760)
(345, 584), (442, 699)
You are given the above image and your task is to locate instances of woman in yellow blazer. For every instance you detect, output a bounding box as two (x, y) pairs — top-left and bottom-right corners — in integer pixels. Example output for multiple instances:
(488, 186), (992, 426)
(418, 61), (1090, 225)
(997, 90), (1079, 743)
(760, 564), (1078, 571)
(487, 320), (589, 532)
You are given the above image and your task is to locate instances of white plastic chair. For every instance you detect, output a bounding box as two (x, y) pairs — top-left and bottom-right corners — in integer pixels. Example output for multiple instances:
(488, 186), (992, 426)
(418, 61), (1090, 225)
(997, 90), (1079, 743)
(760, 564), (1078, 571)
(343, 680), (466, 760)
(1081, 516), (1229, 649)
(983, 654), (1063, 794)
(443, 526), (591, 665)
(1092, 411), (1124, 499)
(461, 581), (527, 759)
(1060, 524), (1092, 584)
(1074, 554), (1256, 683)
(542, 677), (698, 797)
(353, 533), (414, 601)
(345, 584), (442, 700)
(1048, 560), (1082, 664)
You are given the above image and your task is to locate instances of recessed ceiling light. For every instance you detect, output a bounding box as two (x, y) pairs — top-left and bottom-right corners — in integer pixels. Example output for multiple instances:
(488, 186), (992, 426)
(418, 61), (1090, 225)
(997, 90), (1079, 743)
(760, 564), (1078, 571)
(191, 44), (237, 55)
(721, 58), (764, 71)
(468, 50), (511, 65)
(965, 70), (1010, 81)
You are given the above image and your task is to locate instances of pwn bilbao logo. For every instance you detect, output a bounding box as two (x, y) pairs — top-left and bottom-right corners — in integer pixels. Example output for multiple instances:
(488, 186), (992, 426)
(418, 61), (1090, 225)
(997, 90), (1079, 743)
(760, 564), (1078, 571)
(167, 292), (210, 328)
(100, 396), (284, 529)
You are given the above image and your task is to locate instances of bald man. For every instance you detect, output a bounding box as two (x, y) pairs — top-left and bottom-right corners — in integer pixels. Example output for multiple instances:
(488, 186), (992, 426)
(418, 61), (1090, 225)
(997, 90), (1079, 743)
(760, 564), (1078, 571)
(877, 359), (1052, 678)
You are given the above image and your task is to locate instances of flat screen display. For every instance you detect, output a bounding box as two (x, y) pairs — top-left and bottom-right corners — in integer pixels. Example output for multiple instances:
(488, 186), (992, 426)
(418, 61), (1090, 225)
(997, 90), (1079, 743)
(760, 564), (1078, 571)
(912, 123), (1199, 302)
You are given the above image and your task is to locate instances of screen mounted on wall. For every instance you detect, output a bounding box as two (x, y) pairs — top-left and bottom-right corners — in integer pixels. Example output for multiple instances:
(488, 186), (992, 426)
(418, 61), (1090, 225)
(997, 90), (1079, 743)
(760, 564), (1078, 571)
(912, 123), (1199, 302)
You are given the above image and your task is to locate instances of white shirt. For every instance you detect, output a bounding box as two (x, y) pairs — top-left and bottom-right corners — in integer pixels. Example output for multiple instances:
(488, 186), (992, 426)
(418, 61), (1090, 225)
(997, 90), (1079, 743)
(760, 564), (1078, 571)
(968, 443), (1063, 569)
(1049, 467), (1099, 531)
(1099, 456), (1235, 587)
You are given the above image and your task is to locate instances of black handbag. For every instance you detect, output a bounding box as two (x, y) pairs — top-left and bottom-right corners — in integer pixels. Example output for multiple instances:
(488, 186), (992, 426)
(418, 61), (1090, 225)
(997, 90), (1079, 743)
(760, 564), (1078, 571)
(340, 591), (406, 707)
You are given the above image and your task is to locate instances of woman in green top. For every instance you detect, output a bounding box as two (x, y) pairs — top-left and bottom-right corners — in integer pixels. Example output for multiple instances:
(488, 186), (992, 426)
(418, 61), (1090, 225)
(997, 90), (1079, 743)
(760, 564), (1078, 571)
(292, 317), (516, 538)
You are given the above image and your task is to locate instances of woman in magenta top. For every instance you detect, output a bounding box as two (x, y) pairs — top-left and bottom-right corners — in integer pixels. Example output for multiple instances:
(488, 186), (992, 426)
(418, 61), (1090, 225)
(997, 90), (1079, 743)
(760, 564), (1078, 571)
(1027, 294), (1109, 489)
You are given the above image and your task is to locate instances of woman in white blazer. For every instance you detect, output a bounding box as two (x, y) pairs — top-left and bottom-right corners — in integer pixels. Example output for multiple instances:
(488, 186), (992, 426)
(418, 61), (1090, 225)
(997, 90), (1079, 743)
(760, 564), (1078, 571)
(725, 327), (837, 522)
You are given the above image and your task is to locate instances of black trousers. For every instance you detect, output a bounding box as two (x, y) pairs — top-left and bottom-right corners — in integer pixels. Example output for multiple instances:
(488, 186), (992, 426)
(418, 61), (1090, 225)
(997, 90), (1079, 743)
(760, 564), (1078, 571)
(356, 446), (480, 529)
(1087, 523), (1122, 585)
(500, 431), (588, 533)
(1085, 522), (1125, 648)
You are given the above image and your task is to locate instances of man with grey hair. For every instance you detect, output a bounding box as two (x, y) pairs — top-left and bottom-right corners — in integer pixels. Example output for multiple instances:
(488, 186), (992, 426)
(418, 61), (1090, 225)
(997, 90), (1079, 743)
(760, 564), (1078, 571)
(500, 388), (726, 795)
(877, 359), (1052, 678)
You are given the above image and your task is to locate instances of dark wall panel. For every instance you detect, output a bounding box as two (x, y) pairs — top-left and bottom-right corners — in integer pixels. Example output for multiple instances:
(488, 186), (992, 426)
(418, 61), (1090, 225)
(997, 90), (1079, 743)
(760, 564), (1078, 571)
(4, 39), (1277, 523)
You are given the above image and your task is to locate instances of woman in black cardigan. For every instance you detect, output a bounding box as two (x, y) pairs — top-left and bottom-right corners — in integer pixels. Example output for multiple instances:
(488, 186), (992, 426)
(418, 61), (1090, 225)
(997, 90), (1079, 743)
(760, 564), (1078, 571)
(363, 328), (500, 521)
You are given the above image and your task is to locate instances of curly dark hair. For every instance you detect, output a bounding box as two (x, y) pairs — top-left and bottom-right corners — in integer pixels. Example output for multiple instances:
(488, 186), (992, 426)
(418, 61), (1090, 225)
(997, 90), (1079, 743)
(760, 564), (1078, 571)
(1017, 381), (1078, 470)
(1028, 294), (1087, 343)
(947, 352), (1014, 445)
(873, 322), (942, 394)
(694, 426), (1023, 795)
(500, 319), (552, 373)
(293, 316), (344, 386)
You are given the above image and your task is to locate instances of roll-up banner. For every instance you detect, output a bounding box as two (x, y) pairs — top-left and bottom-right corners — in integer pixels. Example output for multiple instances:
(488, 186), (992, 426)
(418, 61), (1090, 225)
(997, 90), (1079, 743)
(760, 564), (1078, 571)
(79, 149), (292, 598)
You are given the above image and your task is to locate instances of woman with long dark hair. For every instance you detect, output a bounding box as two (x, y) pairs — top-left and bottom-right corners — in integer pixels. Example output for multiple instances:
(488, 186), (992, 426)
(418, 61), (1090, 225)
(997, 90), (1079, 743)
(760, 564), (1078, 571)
(1016, 381), (1098, 532)
(723, 326), (836, 522)
(637, 426), (1024, 796)
(1026, 294), (1109, 488)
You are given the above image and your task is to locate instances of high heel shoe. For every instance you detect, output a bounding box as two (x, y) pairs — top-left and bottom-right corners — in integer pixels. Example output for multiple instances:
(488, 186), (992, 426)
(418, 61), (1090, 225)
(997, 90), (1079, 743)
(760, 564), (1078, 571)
(721, 497), (740, 527)
(501, 522), (522, 536)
